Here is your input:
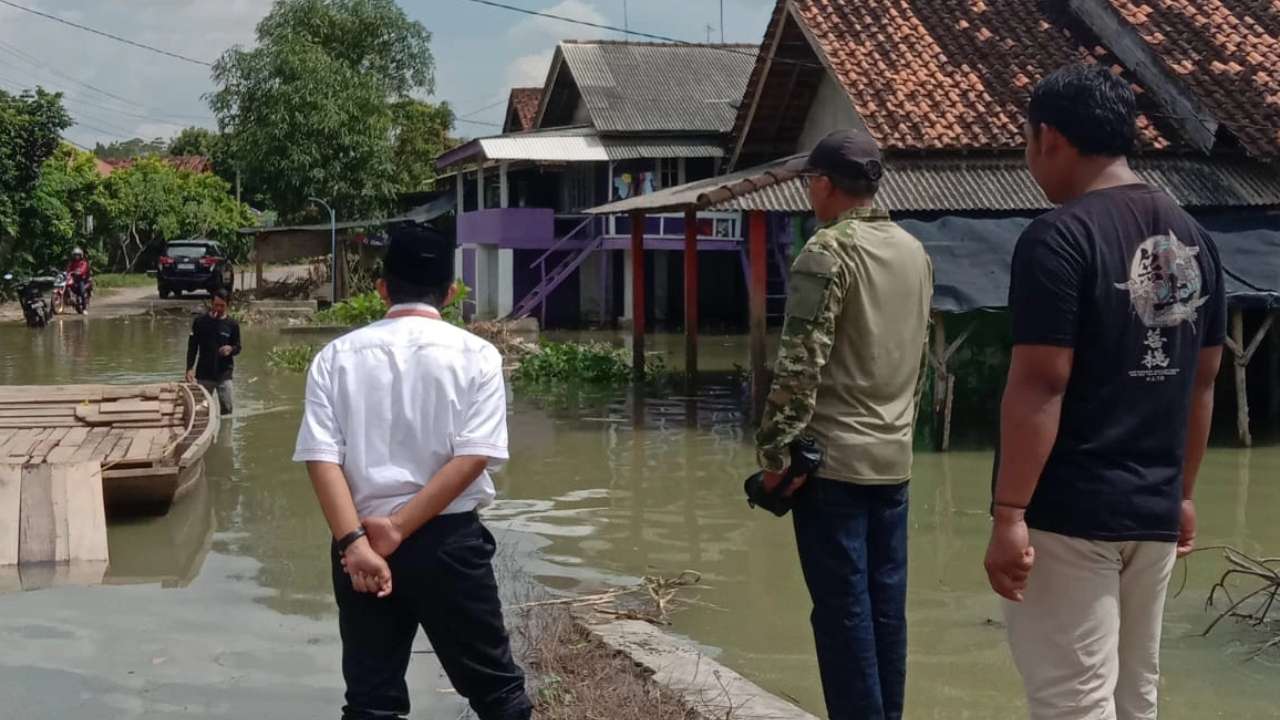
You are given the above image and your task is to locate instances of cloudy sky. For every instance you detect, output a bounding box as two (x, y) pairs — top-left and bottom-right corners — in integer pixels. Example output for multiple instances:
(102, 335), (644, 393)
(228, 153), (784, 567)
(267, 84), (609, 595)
(0, 0), (775, 148)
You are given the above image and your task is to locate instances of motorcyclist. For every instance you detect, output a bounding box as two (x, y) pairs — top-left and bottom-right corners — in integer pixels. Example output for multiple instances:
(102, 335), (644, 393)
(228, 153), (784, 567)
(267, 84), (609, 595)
(65, 247), (92, 311)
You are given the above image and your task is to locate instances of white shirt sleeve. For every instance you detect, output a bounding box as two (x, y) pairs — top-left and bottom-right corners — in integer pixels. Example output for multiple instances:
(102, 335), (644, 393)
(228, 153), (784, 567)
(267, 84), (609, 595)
(453, 344), (509, 468)
(292, 347), (345, 464)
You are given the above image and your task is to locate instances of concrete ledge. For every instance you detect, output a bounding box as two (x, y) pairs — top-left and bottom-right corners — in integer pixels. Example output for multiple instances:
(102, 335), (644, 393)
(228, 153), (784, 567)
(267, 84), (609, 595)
(585, 618), (818, 720)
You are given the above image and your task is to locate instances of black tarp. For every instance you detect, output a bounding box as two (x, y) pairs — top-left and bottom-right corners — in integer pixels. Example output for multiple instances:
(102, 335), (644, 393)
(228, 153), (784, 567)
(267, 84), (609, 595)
(899, 212), (1280, 313)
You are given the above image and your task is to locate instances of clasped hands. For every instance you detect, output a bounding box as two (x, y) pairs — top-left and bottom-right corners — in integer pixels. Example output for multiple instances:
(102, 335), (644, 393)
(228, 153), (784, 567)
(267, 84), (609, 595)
(340, 516), (405, 599)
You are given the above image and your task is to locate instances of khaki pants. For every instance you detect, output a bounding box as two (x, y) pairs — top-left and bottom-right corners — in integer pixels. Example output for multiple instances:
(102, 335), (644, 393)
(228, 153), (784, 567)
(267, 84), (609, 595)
(1003, 529), (1176, 720)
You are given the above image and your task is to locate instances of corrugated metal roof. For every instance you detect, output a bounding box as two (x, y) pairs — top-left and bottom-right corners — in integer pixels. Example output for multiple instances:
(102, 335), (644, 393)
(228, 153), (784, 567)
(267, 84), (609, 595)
(558, 41), (757, 134)
(437, 126), (723, 169)
(591, 155), (1280, 214)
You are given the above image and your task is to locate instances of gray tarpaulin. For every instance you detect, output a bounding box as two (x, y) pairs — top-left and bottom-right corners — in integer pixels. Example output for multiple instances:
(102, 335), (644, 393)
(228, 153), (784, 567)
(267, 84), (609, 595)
(898, 213), (1280, 313)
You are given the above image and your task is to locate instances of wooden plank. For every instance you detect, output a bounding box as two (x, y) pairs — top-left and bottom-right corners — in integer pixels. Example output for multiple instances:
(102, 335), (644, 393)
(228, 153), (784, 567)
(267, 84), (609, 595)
(19, 465), (64, 564)
(58, 463), (108, 563)
(28, 428), (70, 463)
(0, 465), (19, 566)
(0, 407), (77, 418)
(70, 428), (111, 462)
(125, 429), (162, 462)
(0, 419), (81, 429)
(102, 465), (180, 480)
(0, 429), (40, 457)
(0, 388), (105, 403)
(46, 427), (90, 464)
(99, 400), (161, 414)
(106, 436), (131, 463)
(74, 407), (165, 425)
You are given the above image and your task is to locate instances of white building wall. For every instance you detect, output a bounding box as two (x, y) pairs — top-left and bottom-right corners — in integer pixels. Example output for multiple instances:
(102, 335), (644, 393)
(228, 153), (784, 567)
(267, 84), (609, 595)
(797, 73), (861, 154)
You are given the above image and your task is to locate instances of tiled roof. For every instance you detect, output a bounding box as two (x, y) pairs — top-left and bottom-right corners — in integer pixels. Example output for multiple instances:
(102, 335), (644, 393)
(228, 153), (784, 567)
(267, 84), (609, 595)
(506, 87), (542, 132)
(551, 41), (757, 134)
(734, 1), (1225, 160)
(102, 155), (212, 174)
(790, 0), (1103, 151)
(1107, 0), (1280, 157)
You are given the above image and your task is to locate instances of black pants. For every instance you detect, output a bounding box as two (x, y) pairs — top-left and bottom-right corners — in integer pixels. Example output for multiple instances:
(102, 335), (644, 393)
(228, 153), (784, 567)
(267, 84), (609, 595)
(330, 512), (532, 720)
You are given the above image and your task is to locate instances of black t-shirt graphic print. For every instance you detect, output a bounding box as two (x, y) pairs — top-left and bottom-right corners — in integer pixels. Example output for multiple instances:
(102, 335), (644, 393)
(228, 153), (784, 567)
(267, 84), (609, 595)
(1008, 184), (1227, 542)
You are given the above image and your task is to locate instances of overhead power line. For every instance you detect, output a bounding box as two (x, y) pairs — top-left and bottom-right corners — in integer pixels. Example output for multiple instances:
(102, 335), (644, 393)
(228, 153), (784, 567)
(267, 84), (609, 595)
(0, 0), (214, 67)
(0, 39), (213, 123)
(458, 0), (822, 70)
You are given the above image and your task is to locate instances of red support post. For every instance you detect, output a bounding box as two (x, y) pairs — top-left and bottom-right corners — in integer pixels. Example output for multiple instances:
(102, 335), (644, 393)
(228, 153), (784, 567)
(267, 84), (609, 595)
(631, 212), (646, 377)
(749, 211), (769, 414)
(684, 207), (699, 378)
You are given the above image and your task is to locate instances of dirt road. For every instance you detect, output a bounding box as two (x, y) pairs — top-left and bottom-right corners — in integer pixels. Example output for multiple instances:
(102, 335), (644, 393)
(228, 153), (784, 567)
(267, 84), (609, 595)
(0, 266), (312, 323)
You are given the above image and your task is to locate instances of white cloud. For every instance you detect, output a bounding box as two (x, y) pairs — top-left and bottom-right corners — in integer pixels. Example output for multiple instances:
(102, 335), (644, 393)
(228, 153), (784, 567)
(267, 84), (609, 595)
(507, 0), (608, 44)
(499, 0), (609, 96)
(505, 51), (554, 89)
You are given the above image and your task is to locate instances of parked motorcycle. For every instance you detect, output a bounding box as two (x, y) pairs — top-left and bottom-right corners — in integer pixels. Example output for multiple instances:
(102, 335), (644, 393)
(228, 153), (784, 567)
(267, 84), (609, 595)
(2, 272), (55, 328)
(53, 271), (92, 314)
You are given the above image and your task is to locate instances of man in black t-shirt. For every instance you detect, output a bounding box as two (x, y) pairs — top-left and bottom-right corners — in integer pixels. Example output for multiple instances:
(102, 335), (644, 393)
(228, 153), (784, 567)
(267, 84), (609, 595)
(984, 66), (1226, 719)
(185, 289), (241, 415)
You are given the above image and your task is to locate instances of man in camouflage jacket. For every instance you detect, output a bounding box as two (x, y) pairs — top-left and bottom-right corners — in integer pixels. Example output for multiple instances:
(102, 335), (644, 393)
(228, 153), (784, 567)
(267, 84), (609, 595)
(755, 129), (933, 720)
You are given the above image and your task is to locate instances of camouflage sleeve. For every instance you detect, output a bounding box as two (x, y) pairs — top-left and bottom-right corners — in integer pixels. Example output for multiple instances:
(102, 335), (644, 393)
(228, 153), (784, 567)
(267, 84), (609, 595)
(754, 236), (849, 472)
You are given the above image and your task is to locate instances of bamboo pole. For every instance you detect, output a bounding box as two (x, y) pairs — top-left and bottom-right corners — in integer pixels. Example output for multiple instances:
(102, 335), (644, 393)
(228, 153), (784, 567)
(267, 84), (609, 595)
(749, 211), (770, 419)
(630, 212), (646, 378)
(1232, 309), (1251, 447)
(683, 208), (699, 380)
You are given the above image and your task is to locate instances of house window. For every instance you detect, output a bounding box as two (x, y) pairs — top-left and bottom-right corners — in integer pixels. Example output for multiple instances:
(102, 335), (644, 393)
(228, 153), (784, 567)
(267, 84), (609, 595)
(657, 158), (683, 190)
(561, 165), (595, 212)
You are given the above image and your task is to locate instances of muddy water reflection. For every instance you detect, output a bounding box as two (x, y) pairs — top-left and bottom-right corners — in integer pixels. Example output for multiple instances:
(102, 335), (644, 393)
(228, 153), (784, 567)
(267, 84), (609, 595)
(1, 318), (1278, 719)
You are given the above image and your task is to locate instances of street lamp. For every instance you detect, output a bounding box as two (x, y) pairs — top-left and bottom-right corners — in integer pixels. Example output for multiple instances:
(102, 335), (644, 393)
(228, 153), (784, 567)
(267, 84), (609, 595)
(309, 197), (337, 301)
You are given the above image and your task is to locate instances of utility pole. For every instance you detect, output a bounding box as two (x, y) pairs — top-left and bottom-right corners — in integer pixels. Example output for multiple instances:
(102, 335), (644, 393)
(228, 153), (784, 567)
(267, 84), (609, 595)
(309, 197), (338, 302)
(720, 0), (725, 43)
(622, 0), (628, 37)
(705, 24), (714, 43)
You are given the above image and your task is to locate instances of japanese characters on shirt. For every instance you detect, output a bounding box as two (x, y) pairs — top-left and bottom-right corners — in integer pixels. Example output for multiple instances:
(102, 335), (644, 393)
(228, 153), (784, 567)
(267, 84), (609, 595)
(1116, 231), (1211, 383)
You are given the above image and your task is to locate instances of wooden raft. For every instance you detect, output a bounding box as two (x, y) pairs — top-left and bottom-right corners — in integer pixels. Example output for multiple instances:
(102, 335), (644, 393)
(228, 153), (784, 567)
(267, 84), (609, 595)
(0, 384), (184, 465)
(0, 384), (217, 515)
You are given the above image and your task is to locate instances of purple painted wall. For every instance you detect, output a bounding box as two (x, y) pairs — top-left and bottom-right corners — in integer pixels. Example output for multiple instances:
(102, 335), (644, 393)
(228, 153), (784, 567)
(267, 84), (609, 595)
(459, 208), (556, 249)
(461, 248), (477, 320)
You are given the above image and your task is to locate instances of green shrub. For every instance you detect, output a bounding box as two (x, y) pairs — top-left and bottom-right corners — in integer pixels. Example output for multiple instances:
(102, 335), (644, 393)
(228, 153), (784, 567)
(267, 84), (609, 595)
(513, 341), (634, 387)
(314, 291), (386, 326)
(314, 280), (470, 328)
(266, 343), (322, 372)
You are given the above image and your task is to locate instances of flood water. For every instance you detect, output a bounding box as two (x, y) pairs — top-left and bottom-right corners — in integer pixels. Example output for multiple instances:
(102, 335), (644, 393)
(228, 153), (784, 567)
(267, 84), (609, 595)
(2, 316), (1279, 719)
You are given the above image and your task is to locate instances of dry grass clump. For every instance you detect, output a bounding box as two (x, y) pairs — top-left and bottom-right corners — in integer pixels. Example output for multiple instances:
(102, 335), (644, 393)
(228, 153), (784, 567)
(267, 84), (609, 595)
(516, 603), (700, 720)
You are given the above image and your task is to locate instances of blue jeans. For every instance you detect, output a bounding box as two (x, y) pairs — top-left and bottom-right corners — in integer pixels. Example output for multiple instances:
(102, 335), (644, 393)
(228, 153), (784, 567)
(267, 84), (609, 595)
(793, 478), (910, 720)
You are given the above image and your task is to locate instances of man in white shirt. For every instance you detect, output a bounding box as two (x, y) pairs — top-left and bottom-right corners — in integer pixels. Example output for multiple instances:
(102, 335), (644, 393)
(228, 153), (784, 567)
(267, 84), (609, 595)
(293, 222), (532, 720)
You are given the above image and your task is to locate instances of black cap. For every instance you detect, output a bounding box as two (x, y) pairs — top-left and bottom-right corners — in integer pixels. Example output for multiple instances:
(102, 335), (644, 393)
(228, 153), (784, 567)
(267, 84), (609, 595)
(382, 221), (456, 288)
(788, 129), (884, 183)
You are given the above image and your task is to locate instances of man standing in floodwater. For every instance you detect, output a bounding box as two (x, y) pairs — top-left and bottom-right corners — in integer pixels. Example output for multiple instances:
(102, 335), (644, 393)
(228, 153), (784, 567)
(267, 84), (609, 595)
(293, 222), (532, 720)
(985, 64), (1226, 720)
(755, 129), (934, 720)
(185, 288), (239, 415)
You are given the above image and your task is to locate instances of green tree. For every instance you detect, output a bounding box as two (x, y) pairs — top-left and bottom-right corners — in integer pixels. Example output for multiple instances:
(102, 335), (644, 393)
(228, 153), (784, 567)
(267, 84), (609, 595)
(391, 99), (456, 193)
(92, 137), (169, 161)
(209, 0), (435, 221)
(167, 127), (220, 159)
(0, 87), (72, 266)
(16, 144), (104, 271)
(96, 157), (252, 270)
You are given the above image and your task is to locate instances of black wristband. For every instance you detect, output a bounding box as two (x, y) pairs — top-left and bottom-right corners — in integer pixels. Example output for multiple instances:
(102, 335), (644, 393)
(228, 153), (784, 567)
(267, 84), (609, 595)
(336, 527), (367, 554)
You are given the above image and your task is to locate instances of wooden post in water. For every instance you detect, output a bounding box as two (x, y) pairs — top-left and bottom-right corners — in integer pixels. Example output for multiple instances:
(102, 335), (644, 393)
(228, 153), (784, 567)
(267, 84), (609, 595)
(929, 313), (974, 452)
(631, 212), (647, 378)
(1232, 310), (1250, 447)
(684, 208), (700, 380)
(1225, 309), (1275, 448)
(749, 211), (770, 417)
(254, 233), (265, 293)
